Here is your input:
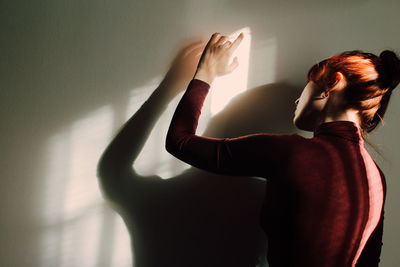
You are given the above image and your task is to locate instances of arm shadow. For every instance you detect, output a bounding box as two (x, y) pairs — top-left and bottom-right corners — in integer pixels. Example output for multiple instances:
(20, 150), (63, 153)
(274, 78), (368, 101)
(97, 42), (300, 267)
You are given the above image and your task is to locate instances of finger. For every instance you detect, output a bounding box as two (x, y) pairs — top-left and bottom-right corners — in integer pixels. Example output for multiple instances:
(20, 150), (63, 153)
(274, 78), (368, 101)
(227, 56), (239, 73)
(223, 41), (232, 48)
(215, 36), (229, 46)
(198, 33), (220, 64)
(204, 32), (221, 51)
(209, 32), (221, 45)
(229, 32), (244, 53)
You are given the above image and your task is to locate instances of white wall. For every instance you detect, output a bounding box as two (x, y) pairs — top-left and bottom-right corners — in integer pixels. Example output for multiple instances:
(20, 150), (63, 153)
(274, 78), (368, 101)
(1, 0), (399, 266)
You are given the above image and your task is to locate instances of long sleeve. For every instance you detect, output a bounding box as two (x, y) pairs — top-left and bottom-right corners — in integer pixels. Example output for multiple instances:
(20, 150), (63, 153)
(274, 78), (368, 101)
(166, 78), (297, 179)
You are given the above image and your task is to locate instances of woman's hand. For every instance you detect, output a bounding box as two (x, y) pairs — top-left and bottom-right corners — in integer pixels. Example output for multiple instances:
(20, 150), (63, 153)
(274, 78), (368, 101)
(194, 32), (244, 84)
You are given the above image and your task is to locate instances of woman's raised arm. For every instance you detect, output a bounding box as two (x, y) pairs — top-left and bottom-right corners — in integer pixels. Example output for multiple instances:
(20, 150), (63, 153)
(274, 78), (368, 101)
(165, 78), (297, 178)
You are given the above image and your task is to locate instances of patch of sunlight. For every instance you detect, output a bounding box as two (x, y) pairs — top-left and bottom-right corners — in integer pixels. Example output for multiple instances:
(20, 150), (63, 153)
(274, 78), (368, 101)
(41, 105), (115, 267)
(64, 105), (112, 219)
(210, 26), (252, 116)
(129, 27), (252, 179)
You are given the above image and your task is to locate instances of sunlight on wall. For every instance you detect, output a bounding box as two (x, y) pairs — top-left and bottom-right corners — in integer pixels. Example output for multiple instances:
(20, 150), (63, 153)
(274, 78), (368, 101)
(132, 27), (252, 179)
(40, 26), (278, 267)
(125, 78), (171, 178)
(210, 27), (251, 116)
(64, 107), (111, 220)
(41, 105), (132, 267)
(125, 76), (213, 179)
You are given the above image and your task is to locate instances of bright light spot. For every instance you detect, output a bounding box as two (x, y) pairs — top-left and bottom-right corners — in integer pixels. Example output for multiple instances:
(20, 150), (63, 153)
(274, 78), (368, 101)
(210, 27), (252, 116)
(41, 105), (118, 267)
(123, 77), (210, 179)
(63, 106), (112, 220)
(42, 130), (70, 226)
(129, 28), (252, 179)
(59, 207), (103, 267)
(38, 25), (273, 267)
(39, 26), (260, 267)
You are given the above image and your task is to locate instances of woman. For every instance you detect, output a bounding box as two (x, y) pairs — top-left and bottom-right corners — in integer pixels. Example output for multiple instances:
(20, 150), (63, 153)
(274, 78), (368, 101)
(165, 32), (400, 266)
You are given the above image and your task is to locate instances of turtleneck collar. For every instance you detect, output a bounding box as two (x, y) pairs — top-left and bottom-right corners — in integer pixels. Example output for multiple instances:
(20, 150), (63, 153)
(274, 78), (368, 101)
(313, 120), (364, 144)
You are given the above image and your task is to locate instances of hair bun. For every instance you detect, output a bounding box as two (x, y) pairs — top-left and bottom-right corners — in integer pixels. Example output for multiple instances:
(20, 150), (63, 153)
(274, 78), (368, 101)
(378, 50), (400, 91)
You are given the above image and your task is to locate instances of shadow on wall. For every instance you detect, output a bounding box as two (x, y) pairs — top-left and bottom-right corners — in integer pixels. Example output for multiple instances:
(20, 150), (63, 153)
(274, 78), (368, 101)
(97, 54), (299, 266)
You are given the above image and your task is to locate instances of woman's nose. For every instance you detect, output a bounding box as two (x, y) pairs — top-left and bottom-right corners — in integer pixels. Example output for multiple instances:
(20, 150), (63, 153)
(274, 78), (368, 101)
(295, 98), (300, 105)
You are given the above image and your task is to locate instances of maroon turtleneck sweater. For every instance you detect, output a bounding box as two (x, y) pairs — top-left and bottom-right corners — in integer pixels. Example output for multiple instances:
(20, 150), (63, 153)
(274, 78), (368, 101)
(166, 79), (386, 267)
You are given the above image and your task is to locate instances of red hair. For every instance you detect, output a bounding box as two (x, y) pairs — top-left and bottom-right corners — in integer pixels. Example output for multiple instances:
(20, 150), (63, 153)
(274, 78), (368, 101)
(307, 50), (400, 136)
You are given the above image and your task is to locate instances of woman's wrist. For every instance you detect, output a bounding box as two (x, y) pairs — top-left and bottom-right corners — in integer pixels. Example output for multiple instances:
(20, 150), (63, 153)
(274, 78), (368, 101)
(193, 68), (215, 85)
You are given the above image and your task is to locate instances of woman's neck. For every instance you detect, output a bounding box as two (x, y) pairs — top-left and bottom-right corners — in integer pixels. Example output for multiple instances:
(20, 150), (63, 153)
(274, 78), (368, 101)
(320, 109), (361, 127)
(318, 91), (361, 128)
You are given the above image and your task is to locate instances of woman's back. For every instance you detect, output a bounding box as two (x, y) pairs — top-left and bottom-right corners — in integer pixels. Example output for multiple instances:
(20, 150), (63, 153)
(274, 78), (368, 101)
(260, 121), (386, 266)
(166, 79), (387, 266)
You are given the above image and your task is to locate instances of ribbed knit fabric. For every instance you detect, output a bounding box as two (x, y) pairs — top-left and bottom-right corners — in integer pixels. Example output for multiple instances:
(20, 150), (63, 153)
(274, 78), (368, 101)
(166, 79), (386, 267)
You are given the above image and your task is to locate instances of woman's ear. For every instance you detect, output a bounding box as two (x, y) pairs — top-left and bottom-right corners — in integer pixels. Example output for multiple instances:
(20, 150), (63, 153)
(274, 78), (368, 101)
(320, 90), (329, 98)
(314, 89), (329, 99)
(332, 71), (346, 89)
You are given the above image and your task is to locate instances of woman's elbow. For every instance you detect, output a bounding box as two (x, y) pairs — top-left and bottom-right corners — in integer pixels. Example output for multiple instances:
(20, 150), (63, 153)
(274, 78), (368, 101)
(165, 133), (187, 157)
